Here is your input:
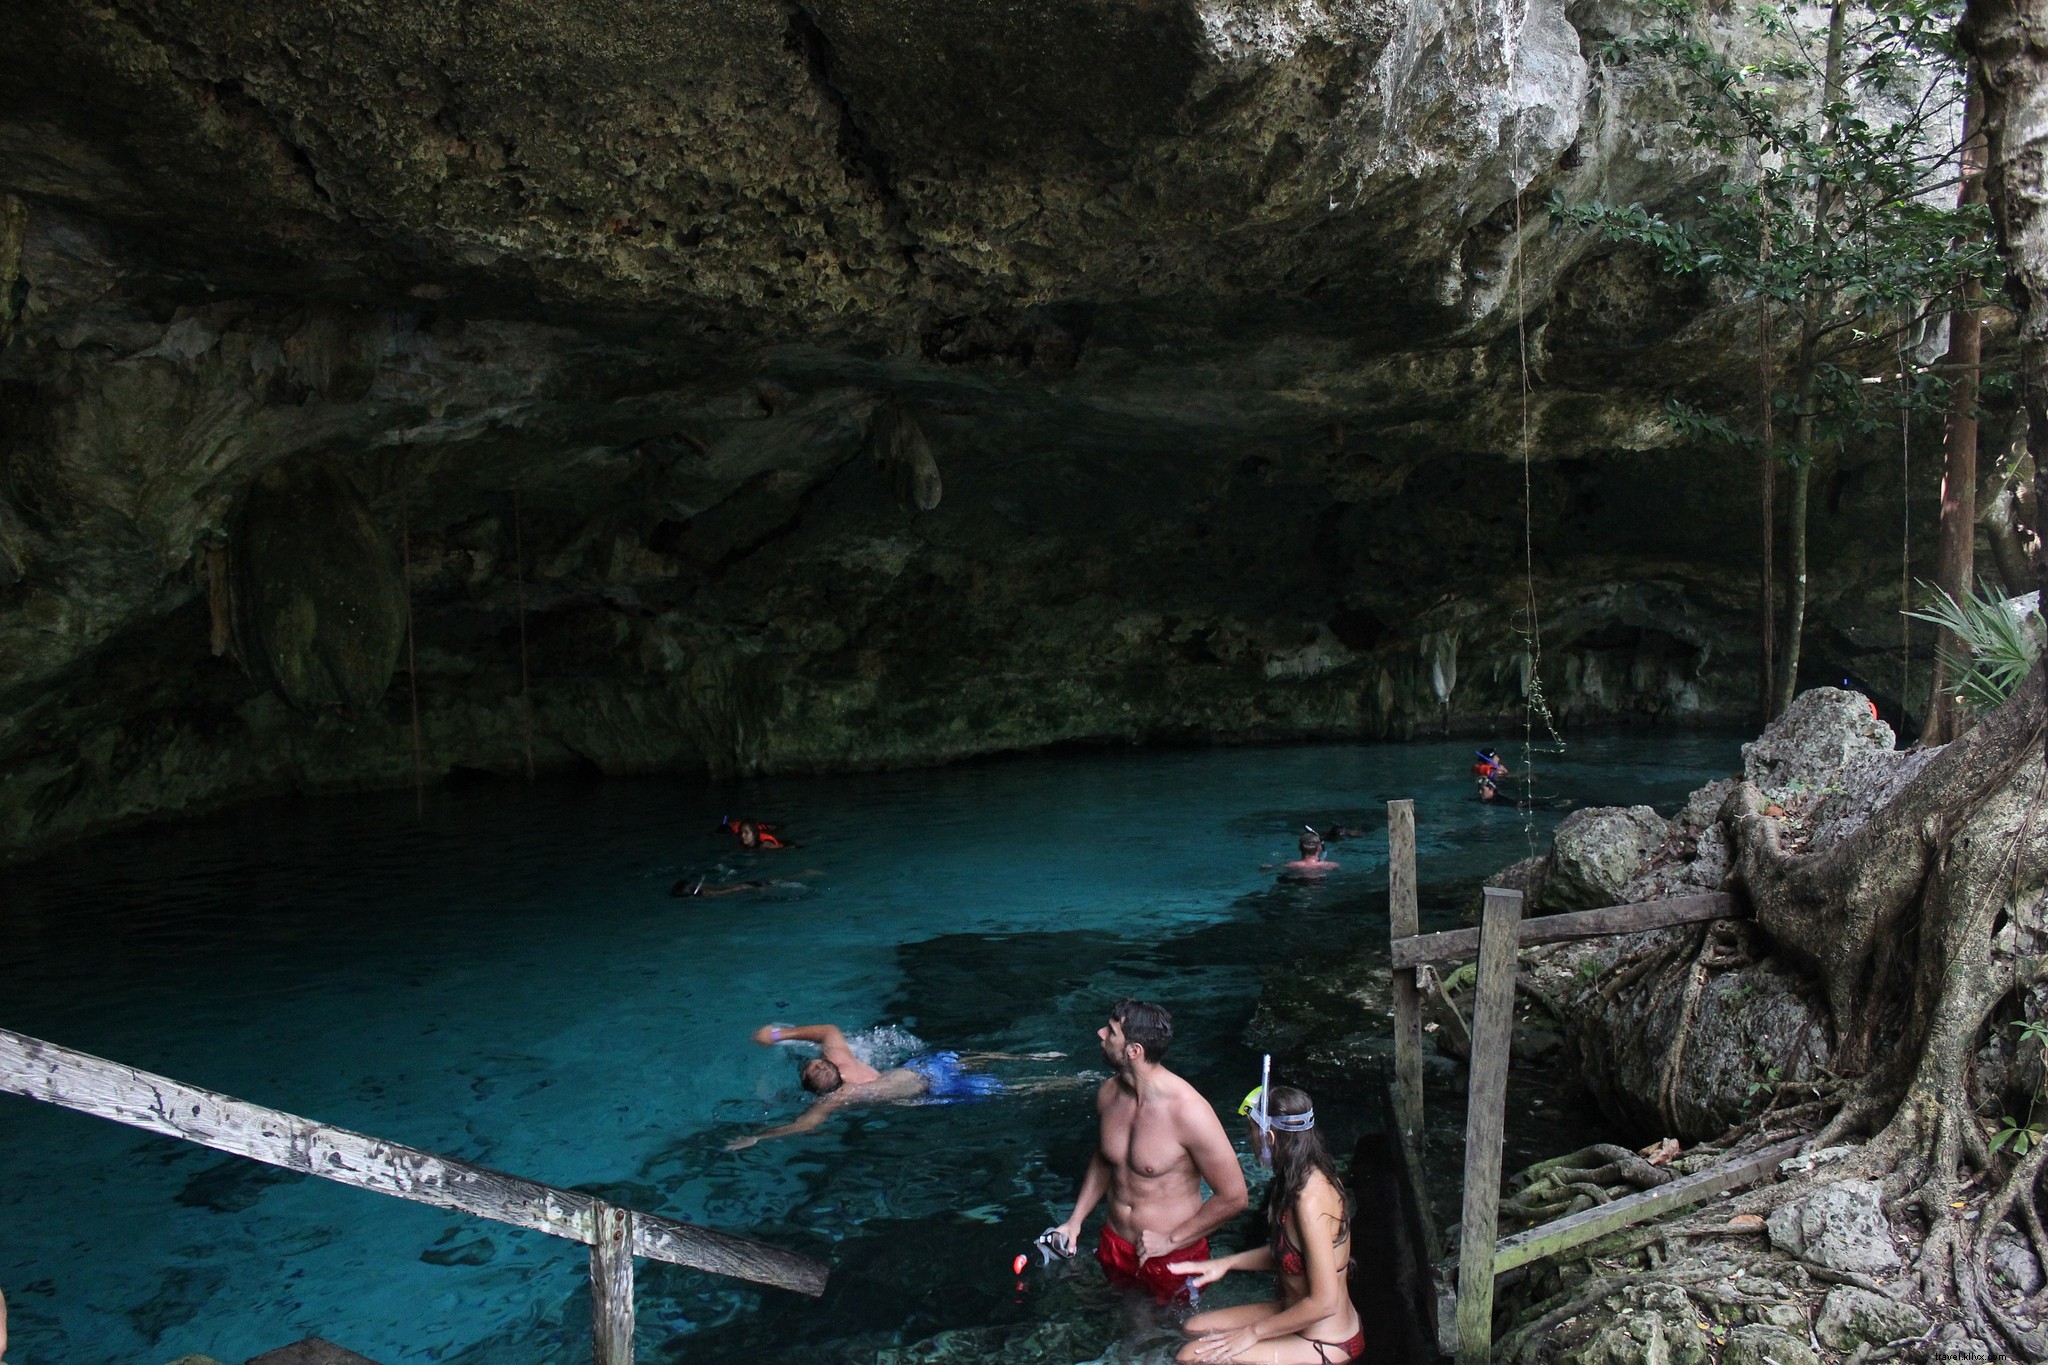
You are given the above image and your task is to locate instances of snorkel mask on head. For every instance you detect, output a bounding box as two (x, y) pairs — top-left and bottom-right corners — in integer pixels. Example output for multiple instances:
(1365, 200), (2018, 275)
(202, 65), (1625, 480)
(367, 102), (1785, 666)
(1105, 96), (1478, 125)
(1237, 1054), (1315, 1168)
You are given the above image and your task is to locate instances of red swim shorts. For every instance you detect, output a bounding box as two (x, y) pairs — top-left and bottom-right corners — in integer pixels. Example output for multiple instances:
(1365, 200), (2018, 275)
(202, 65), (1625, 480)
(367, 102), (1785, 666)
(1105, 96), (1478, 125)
(1096, 1224), (1208, 1303)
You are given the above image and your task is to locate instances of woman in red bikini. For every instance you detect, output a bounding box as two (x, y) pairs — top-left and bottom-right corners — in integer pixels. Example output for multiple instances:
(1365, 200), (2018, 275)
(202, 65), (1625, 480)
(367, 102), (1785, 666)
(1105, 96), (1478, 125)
(1169, 1074), (1363, 1364)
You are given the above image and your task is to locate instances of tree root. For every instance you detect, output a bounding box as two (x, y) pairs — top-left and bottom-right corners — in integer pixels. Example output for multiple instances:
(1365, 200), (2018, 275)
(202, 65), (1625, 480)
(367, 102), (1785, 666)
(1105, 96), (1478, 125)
(1502, 1143), (1678, 1224)
(1966, 1131), (2048, 1358)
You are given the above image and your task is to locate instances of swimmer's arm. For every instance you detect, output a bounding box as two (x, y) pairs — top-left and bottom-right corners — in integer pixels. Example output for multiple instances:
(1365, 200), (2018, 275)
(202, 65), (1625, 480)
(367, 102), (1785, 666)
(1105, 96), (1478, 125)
(751, 1023), (850, 1054)
(726, 1097), (839, 1149)
(1160, 1102), (1250, 1251)
(1056, 1149), (1113, 1248)
(1166, 1244), (1275, 1286)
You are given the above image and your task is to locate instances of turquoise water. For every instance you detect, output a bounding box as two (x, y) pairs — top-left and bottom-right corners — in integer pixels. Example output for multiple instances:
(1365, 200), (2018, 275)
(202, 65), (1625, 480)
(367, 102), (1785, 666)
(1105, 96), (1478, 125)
(0, 735), (1739, 1365)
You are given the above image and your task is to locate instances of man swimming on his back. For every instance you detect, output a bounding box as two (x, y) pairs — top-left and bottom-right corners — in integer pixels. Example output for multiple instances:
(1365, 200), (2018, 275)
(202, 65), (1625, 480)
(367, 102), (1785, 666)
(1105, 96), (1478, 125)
(725, 1023), (1069, 1148)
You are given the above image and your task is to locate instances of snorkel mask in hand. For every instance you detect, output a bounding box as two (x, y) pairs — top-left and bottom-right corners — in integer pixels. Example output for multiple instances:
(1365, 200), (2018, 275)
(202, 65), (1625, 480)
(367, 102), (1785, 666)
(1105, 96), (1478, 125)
(1237, 1054), (1315, 1168)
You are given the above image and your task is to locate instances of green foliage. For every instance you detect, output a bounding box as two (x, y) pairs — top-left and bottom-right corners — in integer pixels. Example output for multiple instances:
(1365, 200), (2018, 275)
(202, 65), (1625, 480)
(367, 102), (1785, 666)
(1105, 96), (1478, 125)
(1552, 0), (1995, 448)
(1990, 1019), (2048, 1157)
(1991, 1115), (2046, 1155)
(1903, 579), (2044, 711)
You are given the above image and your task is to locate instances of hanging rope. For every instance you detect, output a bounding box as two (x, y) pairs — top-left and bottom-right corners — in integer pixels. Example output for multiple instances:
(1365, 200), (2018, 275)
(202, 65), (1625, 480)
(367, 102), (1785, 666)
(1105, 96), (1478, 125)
(399, 453), (424, 819)
(1505, 0), (1563, 848)
(513, 485), (535, 782)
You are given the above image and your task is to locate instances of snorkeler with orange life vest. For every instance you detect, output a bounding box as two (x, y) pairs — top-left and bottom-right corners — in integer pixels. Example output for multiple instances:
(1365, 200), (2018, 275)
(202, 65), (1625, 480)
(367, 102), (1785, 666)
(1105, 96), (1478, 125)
(715, 815), (791, 849)
(1472, 750), (1510, 802)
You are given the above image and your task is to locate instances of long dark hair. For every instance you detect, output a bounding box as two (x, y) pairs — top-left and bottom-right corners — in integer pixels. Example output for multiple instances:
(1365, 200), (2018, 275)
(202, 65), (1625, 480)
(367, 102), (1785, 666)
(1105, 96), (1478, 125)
(1262, 1085), (1350, 1248)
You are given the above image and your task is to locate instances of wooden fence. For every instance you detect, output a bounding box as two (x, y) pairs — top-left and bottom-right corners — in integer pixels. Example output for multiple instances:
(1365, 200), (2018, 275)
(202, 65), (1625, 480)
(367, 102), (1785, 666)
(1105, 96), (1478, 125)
(0, 1027), (828, 1365)
(1382, 803), (1792, 1364)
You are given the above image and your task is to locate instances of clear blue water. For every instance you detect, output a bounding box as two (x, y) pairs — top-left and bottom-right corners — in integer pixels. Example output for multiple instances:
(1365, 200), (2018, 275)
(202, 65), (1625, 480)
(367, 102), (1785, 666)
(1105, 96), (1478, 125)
(0, 734), (1740, 1365)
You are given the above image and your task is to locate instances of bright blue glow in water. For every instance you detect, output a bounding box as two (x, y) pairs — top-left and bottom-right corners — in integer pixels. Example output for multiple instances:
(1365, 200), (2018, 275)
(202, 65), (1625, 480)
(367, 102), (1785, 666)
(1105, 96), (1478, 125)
(0, 735), (1739, 1364)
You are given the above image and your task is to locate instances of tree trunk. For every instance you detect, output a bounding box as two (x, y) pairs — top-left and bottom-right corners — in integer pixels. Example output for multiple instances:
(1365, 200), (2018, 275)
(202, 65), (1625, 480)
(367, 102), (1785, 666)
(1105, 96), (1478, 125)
(1922, 80), (1990, 746)
(1500, 12), (2048, 1356)
(1777, 446), (1811, 712)
(1760, 201), (1779, 722)
(1774, 0), (1848, 716)
(1965, 0), (2048, 774)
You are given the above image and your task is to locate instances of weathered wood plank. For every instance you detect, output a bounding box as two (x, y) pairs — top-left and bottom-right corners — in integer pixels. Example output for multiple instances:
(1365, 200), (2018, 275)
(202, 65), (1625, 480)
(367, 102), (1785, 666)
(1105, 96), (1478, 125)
(1491, 1137), (1804, 1273)
(1392, 892), (1740, 970)
(1388, 800), (1425, 1160)
(1454, 887), (1523, 1365)
(0, 1027), (828, 1298)
(591, 1203), (636, 1365)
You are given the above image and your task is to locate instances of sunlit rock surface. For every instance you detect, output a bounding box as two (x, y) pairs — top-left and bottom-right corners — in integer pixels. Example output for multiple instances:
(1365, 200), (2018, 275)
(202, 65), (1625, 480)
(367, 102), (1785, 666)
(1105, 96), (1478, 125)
(0, 0), (1935, 855)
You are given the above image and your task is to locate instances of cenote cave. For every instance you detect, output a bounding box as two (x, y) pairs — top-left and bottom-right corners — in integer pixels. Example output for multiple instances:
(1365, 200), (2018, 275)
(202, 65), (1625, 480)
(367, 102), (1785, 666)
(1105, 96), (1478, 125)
(4, 1), (2048, 1364)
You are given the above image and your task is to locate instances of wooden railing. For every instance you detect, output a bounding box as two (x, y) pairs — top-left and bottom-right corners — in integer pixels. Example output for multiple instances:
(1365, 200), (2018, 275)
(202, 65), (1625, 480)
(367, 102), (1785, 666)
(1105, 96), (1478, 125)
(0, 1028), (828, 1365)
(1382, 805), (1790, 1365)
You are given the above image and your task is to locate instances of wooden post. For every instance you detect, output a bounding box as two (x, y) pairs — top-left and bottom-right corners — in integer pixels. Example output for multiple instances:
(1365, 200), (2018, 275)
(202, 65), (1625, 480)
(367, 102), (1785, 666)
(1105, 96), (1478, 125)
(1455, 887), (1523, 1365)
(591, 1202), (636, 1365)
(1388, 800), (1423, 1155)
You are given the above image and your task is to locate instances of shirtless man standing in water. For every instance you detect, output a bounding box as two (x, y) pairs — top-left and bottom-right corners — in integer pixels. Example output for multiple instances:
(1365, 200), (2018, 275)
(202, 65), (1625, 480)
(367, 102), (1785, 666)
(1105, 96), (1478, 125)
(1051, 998), (1249, 1302)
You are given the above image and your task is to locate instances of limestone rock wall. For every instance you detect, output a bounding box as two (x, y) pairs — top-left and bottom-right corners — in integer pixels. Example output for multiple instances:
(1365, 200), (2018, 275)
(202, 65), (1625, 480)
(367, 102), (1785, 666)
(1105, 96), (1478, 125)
(0, 0), (1949, 857)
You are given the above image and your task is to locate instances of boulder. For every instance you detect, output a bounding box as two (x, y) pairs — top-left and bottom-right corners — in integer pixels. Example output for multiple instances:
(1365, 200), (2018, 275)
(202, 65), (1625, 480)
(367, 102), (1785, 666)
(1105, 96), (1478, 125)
(1719, 1324), (1818, 1365)
(1751, 1302), (1810, 1333)
(1813, 1286), (1928, 1350)
(1766, 1180), (1902, 1276)
(1741, 688), (1895, 795)
(1927, 1325), (1994, 1365)
(1540, 805), (1670, 912)
(1989, 1231), (2044, 1295)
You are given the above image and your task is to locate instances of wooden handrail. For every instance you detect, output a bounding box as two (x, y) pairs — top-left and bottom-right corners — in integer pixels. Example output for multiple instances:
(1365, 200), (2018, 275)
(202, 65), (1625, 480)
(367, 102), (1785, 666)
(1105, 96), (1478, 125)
(1488, 1137), (1803, 1273)
(0, 1027), (829, 1364)
(1390, 891), (1741, 969)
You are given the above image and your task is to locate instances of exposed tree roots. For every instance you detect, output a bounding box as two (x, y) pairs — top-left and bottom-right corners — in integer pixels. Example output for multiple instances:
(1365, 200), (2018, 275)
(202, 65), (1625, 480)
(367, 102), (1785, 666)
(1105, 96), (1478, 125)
(1499, 671), (2048, 1360)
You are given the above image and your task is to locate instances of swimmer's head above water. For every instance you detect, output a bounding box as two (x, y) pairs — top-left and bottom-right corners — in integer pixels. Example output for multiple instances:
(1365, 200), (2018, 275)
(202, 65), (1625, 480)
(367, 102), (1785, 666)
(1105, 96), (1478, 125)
(800, 1057), (844, 1094)
(1298, 829), (1325, 860)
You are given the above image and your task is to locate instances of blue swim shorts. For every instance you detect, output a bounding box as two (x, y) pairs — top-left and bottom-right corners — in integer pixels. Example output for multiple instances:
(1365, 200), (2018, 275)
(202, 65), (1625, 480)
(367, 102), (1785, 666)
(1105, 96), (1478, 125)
(902, 1051), (1004, 1104)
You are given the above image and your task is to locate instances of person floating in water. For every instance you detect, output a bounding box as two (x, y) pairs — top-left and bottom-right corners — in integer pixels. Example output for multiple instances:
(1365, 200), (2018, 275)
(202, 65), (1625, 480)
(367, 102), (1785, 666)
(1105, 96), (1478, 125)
(715, 816), (789, 849)
(1048, 998), (1249, 1304)
(1170, 1075), (1363, 1363)
(725, 1023), (1069, 1149)
(1471, 749), (1509, 781)
(1275, 828), (1337, 878)
(669, 873), (815, 899)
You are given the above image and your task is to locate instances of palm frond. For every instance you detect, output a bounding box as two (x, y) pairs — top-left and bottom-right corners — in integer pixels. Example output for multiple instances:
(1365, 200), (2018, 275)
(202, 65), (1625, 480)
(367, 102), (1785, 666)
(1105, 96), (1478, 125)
(1903, 580), (2043, 711)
